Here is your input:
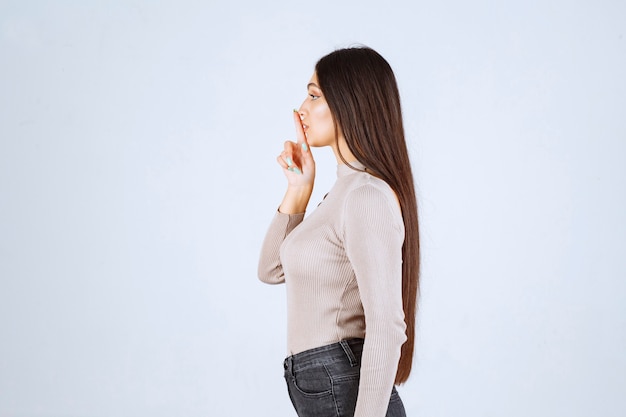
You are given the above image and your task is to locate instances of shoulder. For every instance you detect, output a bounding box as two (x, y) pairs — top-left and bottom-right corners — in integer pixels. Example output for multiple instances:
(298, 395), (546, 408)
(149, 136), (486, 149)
(344, 172), (401, 210)
(341, 173), (404, 231)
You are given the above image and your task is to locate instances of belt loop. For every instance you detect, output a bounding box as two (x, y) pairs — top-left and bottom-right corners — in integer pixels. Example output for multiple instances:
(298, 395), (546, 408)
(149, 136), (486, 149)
(283, 356), (294, 376)
(339, 340), (358, 367)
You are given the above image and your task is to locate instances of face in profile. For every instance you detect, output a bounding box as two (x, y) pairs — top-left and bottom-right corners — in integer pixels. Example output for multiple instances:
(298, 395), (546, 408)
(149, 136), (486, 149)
(297, 73), (338, 148)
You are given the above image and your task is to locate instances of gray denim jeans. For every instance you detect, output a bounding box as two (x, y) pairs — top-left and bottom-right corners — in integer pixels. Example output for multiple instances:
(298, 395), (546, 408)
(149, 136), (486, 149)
(283, 339), (406, 417)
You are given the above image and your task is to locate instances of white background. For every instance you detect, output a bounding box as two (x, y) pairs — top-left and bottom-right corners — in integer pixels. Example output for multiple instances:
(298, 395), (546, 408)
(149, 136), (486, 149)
(1, 1), (625, 416)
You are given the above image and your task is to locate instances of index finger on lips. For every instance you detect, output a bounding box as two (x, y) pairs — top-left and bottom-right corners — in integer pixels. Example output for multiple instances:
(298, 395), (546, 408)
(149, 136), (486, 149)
(293, 109), (307, 144)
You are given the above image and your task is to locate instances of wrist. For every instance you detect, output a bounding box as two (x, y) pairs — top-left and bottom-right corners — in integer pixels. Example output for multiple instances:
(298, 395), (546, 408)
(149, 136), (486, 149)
(279, 185), (314, 214)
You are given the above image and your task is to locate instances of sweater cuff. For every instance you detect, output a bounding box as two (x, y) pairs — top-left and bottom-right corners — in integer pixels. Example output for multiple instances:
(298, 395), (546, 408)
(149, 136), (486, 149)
(275, 209), (305, 235)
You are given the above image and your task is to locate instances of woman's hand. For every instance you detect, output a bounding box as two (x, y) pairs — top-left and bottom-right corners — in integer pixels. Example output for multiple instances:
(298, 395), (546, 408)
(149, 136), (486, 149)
(277, 110), (316, 214)
(277, 110), (316, 186)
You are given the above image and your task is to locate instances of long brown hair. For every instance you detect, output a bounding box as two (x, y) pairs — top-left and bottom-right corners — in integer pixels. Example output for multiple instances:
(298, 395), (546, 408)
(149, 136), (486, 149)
(315, 47), (420, 384)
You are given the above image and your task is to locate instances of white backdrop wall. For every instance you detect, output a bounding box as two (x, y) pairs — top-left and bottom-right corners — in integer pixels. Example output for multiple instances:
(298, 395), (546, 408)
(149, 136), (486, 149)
(1, 1), (624, 416)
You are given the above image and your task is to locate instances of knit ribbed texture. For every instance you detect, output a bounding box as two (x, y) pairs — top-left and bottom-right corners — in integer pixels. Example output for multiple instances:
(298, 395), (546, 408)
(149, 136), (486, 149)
(258, 161), (407, 417)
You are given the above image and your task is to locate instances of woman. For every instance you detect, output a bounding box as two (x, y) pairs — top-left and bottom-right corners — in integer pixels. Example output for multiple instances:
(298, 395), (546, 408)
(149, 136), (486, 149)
(258, 46), (420, 417)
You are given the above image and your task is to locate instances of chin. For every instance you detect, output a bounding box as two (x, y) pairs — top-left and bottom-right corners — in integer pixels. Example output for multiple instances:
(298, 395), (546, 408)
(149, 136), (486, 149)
(305, 136), (319, 147)
(306, 135), (332, 148)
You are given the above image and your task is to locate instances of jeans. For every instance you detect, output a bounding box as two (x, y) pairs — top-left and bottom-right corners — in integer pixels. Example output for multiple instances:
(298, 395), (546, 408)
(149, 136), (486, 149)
(283, 339), (406, 417)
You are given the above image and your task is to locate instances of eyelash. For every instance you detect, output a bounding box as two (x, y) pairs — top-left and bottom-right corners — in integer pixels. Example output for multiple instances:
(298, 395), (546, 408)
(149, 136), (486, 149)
(309, 93), (320, 100)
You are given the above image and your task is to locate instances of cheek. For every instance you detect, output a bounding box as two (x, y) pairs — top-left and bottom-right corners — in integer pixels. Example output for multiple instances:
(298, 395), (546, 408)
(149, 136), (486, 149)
(312, 106), (334, 135)
(311, 122), (333, 146)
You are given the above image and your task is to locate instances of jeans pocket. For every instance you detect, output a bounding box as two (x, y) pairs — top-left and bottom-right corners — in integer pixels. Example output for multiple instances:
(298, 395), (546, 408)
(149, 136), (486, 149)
(290, 364), (333, 397)
(285, 365), (337, 417)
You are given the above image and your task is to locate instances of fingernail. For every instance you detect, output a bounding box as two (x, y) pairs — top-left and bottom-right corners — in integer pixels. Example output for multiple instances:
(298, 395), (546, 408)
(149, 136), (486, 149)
(287, 167), (294, 172)
(302, 143), (308, 152)
(293, 167), (302, 175)
(286, 157), (293, 167)
(293, 109), (299, 113)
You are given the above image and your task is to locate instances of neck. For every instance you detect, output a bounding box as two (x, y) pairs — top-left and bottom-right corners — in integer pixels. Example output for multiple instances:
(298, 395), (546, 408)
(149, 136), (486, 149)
(331, 135), (357, 164)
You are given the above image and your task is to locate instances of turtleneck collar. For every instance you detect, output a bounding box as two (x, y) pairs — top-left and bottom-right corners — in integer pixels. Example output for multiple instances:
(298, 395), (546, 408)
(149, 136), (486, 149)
(337, 160), (367, 177)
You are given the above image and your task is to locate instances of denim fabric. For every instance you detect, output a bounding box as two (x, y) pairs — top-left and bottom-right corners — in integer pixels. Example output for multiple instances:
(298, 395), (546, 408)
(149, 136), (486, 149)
(283, 339), (406, 417)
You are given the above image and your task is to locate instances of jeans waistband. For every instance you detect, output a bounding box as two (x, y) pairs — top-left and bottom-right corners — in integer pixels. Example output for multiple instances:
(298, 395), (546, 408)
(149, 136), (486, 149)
(283, 339), (364, 374)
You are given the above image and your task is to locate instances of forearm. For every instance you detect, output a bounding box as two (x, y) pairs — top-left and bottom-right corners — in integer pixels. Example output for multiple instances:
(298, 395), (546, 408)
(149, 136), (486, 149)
(258, 210), (305, 283)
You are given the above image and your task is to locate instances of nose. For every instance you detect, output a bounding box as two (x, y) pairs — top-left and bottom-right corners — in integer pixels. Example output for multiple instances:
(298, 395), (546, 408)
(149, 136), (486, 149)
(298, 100), (309, 117)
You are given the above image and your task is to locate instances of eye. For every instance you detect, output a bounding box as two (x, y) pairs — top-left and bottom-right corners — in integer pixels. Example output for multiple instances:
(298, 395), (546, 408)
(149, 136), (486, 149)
(309, 93), (320, 101)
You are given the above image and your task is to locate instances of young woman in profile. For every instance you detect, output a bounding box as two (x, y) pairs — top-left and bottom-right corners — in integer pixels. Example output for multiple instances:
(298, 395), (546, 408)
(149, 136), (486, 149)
(258, 46), (420, 417)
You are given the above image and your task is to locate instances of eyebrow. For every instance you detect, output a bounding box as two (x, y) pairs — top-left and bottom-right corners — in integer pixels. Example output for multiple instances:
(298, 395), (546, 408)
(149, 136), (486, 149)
(307, 83), (321, 90)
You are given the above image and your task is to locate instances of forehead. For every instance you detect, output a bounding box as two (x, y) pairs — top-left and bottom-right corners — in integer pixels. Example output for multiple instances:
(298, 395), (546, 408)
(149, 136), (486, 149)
(308, 72), (319, 87)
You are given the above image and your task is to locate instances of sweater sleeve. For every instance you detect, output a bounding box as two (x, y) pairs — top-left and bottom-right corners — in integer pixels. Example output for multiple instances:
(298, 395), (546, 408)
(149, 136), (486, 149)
(343, 184), (407, 417)
(258, 210), (305, 284)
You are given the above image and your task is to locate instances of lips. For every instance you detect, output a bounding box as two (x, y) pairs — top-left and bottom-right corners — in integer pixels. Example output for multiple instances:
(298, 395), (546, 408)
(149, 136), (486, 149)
(302, 124), (309, 131)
